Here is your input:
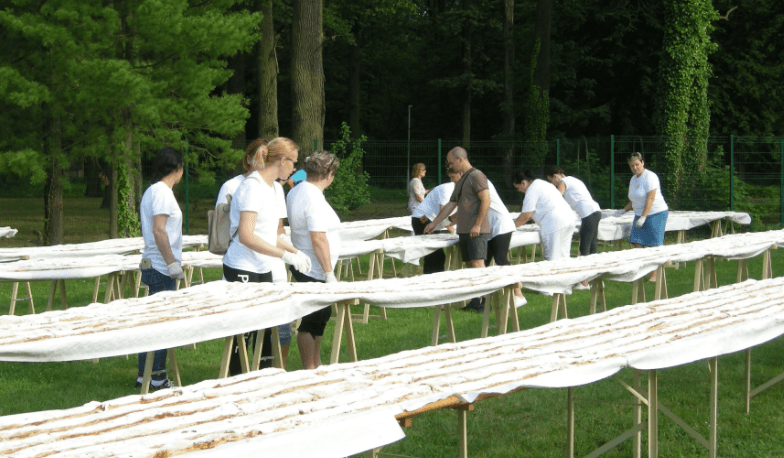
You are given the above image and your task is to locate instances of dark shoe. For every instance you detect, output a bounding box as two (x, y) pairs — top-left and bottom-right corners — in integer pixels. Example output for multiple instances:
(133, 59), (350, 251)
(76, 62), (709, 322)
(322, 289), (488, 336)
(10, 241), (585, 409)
(463, 297), (485, 313)
(149, 378), (173, 392)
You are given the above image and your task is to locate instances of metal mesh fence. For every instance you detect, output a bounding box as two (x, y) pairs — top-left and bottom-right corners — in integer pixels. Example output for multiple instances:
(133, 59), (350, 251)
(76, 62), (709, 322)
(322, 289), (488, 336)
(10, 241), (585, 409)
(1, 135), (782, 244)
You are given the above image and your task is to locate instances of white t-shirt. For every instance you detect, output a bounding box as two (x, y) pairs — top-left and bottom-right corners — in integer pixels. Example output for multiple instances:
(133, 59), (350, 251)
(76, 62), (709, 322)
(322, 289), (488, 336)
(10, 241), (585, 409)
(487, 181), (515, 238)
(270, 181), (288, 283)
(412, 182), (455, 222)
(407, 177), (426, 213)
(287, 181), (342, 281)
(215, 174), (245, 208)
(140, 181), (182, 275)
(628, 170), (668, 216)
(223, 172), (282, 274)
(561, 176), (600, 219)
(521, 179), (575, 235)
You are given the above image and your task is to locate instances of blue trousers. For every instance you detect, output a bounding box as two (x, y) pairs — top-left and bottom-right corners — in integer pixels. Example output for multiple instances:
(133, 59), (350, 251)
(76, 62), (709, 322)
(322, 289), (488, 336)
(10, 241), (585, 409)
(137, 268), (176, 379)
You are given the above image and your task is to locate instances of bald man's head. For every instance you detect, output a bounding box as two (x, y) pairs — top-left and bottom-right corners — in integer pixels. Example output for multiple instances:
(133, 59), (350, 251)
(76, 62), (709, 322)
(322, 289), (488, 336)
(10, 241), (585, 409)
(446, 146), (471, 174)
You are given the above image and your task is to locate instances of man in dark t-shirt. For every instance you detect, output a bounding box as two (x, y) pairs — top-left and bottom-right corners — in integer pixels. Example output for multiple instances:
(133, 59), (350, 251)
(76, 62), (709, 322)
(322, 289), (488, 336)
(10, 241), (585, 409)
(424, 147), (490, 312)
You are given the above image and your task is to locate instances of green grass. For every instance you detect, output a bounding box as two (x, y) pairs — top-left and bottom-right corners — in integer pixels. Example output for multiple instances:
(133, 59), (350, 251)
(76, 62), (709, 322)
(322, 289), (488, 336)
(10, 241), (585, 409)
(1, 197), (784, 457)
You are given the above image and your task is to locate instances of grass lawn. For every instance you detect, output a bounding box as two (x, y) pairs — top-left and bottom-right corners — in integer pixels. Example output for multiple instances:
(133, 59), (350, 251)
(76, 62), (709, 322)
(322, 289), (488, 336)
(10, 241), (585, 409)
(1, 195), (784, 457)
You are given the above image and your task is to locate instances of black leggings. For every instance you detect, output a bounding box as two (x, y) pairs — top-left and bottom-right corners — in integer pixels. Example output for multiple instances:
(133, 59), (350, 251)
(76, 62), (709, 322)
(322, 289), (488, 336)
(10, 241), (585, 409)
(222, 264), (274, 373)
(579, 211), (601, 256)
(486, 232), (512, 267)
(411, 216), (447, 274)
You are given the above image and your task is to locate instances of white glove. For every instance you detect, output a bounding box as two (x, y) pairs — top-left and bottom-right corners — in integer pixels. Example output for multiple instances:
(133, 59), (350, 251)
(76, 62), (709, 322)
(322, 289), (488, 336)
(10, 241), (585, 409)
(614, 209), (628, 218)
(324, 271), (338, 283)
(635, 215), (647, 228)
(282, 250), (312, 274)
(167, 262), (185, 280)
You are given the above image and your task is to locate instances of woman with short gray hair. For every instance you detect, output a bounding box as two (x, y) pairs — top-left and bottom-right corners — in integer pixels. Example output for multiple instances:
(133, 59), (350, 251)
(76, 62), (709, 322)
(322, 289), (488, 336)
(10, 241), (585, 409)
(286, 150), (342, 369)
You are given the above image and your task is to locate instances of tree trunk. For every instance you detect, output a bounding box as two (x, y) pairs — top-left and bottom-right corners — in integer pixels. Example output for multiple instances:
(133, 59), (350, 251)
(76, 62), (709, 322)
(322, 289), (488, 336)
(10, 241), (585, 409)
(502, 0), (515, 186)
(228, 52), (247, 150)
(257, 0), (279, 140)
(291, 0), (325, 156)
(532, 0), (552, 95)
(109, 162), (118, 238)
(43, 114), (64, 246)
(524, 0), (552, 165)
(461, 0), (472, 150)
(348, 34), (362, 139)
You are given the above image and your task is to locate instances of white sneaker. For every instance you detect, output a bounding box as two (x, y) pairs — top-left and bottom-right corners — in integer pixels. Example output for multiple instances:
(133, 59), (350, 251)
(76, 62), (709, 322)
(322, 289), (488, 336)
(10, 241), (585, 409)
(540, 291), (553, 297)
(514, 295), (527, 307)
(574, 283), (590, 291)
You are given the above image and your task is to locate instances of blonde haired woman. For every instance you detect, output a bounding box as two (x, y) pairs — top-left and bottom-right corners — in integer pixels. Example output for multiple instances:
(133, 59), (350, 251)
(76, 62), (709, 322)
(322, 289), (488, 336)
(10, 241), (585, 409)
(407, 163), (428, 214)
(222, 137), (311, 374)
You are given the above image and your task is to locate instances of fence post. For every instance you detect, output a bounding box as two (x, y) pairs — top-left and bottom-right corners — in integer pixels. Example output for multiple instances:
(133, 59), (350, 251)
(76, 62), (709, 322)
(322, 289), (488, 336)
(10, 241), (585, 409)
(730, 135), (734, 211)
(610, 135), (615, 209)
(185, 139), (190, 235)
(780, 140), (783, 227)
(314, 139), (318, 151)
(437, 139), (442, 184)
(556, 139), (560, 167)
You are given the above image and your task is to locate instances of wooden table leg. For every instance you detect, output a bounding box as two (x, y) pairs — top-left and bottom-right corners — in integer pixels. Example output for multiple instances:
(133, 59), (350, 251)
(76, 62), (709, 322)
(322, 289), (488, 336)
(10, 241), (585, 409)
(168, 348), (181, 387)
(140, 351), (155, 394)
(218, 336), (234, 379)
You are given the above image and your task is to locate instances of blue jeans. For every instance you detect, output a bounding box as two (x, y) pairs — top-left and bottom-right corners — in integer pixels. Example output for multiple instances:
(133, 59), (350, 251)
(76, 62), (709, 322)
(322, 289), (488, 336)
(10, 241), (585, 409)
(137, 268), (176, 379)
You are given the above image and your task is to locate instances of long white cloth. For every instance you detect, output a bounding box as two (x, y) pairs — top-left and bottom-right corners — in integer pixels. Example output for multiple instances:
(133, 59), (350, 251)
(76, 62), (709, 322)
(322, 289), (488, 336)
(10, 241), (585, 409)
(0, 235), (207, 261)
(0, 227), (17, 238)
(1, 230), (782, 363)
(3, 277), (784, 458)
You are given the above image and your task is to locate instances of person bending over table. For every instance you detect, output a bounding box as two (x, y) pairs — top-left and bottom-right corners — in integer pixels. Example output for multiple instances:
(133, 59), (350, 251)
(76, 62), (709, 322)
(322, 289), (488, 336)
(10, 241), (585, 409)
(544, 165), (602, 290)
(513, 170), (576, 264)
(216, 139), (293, 371)
(222, 137), (311, 374)
(137, 147), (185, 391)
(286, 150), (342, 370)
(486, 180), (527, 306)
(411, 168), (460, 274)
(615, 152), (669, 282)
(424, 147), (491, 313)
(407, 163), (428, 214)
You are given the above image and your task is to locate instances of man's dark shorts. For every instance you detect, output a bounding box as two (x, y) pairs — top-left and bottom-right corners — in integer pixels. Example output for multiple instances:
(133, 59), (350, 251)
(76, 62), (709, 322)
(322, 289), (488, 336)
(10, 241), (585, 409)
(459, 233), (490, 262)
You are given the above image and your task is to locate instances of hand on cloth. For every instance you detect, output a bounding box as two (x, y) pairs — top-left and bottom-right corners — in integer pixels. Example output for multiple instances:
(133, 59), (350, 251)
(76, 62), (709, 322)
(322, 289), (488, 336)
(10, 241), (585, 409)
(635, 215), (647, 228)
(282, 250), (312, 274)
(324, 271), (338, 283)
(167, 262), (185, 280)
(614, 209), (628, 218)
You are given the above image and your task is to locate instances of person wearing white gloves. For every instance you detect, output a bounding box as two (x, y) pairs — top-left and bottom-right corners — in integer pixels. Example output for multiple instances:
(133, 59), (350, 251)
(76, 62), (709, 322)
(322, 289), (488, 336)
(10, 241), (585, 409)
(615, 152), (669, 281)
(216, 139), (293, 372)
(513, 169), (577, 262)
(544, 166), (602, 290)
(222, 137), (310, 373)
(137, 147), (185, 391)
(287, 150), (342, 369)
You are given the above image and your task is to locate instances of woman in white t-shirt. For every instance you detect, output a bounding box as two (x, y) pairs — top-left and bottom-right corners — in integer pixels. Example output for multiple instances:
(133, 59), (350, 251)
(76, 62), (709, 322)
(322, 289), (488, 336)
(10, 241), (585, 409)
(222, 137), (311, 374)
(616, 152), (669, 280)
(286, 151), (342, 370)
(485, 180), (526, 306)
(136, 147), (185, 392)
(407, 163), (428, 214)
(411, 169), (459, 274)
(216, 139), (292, 372)
(513, 169), (576, 261)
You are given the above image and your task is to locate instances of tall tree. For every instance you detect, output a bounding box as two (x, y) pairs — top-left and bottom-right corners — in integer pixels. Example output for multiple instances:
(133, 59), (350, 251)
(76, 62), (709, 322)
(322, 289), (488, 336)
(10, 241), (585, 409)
(257, 0), (279, 139)
(501, 0), (515, 184)
(524, 0), (552, 162)
(0, 1), (261, 242)
(655, 0), (717, 203)
(291, 0), (325, 155)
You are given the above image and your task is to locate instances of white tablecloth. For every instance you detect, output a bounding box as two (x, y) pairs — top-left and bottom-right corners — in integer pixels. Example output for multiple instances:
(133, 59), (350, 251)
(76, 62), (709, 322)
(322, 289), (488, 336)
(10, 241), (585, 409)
(3, 276), (784, 458)
(0, 227), (18, 238)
